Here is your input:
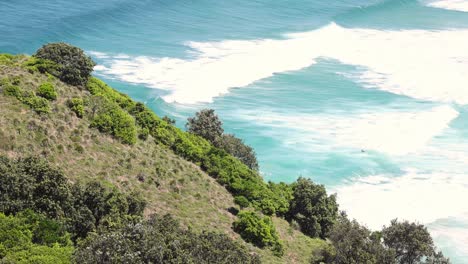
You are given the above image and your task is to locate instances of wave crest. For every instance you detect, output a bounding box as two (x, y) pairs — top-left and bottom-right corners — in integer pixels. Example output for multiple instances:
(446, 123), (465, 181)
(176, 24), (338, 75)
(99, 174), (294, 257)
(93, 23), (468, 105)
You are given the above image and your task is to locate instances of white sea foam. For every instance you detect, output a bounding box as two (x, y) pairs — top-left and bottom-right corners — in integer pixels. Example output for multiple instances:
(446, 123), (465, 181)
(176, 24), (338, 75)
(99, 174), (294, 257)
(92, 23), (468, 104)
(332, 170), (468, 230)
(427, 0), (468, 12)
(429, 218), (468, 257)
(236, 105), (458, 155)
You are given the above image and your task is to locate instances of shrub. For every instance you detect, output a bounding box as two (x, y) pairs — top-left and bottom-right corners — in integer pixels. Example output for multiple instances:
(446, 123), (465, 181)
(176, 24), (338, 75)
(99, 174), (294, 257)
(138, 127), (150, 140)
(287, 177), (338, 239)
(86, 77), (134, 110)
(90, 96), (137, 145)
(23, 57), (60, 75)
(0, 53), (15, 66)
(37, 82), (57, 100)
(234, 196), (250, 208)
(217, 134), (259, 171)
(162, 115), (176, 125)
(34, 43), (96, 86)
(267, 182), (293, 216)
(24, 96), (51, 114)
(3, 84), (22, 97)
(0, 211), (73, 263)
(2, 81), (51, 114)
(233, 211), (283, 256)
(67, 98), (84, 118)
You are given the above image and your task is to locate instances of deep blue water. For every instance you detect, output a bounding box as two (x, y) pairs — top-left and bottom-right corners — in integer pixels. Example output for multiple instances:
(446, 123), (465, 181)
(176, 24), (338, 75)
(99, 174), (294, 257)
(2, 0), (468, 262)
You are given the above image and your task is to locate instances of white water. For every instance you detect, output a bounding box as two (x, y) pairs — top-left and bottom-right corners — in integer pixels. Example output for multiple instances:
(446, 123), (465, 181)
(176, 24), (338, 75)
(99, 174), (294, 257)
(236, 105), (458, 155)
(428, 0), (468, 12)
(93, 23), (468, 105)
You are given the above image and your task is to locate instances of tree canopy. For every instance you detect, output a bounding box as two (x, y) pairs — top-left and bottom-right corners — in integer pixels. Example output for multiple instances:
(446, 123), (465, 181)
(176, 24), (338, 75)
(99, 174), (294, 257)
(186, 109), (224, 144)
(34, 42), (96, 86)
(382, 219), (449, 264)
(287, 177), (338, 239)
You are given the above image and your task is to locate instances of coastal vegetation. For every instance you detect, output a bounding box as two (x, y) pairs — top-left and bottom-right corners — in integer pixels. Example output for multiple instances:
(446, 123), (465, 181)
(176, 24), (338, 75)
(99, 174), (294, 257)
(0, 43), (448, 263)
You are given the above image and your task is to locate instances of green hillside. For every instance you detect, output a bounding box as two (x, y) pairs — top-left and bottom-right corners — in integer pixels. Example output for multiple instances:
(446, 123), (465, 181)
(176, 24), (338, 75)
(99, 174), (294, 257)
(0, 50), (326, 263)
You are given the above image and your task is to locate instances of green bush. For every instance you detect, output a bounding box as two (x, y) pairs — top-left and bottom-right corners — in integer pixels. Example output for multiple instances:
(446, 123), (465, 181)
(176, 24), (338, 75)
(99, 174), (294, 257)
(1, 80), (51, 114)
(287, 177), (338, 239)
(0, 211), (73, 263)
(67, 98), (84, 118)
(89, 96), (137, 145)
(24, 96), (51, 114)
(3, 84), (22, 97)
(23, 57), (61, 76)
(233, 211), (283, 256)
(87, 77), (134, 110)
(234, 196), (250, 208)
(138, 127), (149, 140)
(217, 134), (259, 171)
(37, 82), (57, 100)
(34, 43), (96, 86)
(0, 54), (15, 66)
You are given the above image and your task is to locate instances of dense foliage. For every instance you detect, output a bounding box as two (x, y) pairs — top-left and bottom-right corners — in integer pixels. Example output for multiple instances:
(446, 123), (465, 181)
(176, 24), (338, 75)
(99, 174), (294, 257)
(322, 213), (395, 264)
(89, 96), (137, 145)
(75, 214), (260, 264)
(37, 82), (57, 100)
(186, 109), (259, 170)
(0, 156), (145, 241)
(287, 177), (338, 239)
(34, 43), (96, 86)
(186, 109), (224, 144)
(233, 211), (283, 256)
(0, 211), (73, 264)
(315, 214), (450, 264)
(217, 134), (259, 171)
(382, 220), (449, 264)
(67, 97), (84, 118)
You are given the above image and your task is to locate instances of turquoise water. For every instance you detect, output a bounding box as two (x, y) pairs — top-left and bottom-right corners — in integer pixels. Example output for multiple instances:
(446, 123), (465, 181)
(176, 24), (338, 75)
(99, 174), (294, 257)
(2, 0), (468, 262)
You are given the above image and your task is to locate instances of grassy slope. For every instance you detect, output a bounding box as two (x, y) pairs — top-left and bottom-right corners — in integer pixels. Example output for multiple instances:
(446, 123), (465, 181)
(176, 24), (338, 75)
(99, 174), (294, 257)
(0, 55), (327, 263)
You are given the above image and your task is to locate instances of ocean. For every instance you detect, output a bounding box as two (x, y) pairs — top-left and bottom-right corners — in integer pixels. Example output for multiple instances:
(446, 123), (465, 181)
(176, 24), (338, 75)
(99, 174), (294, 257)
(1, 0), (467, 262)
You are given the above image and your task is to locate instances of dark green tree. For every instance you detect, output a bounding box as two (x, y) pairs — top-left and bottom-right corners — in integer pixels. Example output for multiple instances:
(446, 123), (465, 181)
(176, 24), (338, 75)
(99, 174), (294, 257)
(74, 214), (260, 264)
(287, 177), (338, 239)
(186, 109), (224, 144)
(325, 213), (395, 264)
(217, 134), (259, 170)
(382, 219), (448, 264)
(0, 211), (73, 263)
(0, 156), (73, 219)
(162, 115), (176, 125)
(34, 42), (96, 86)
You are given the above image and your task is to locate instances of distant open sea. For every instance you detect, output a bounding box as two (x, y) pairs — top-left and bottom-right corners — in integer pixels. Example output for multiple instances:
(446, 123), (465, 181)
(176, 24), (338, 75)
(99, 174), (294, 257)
(1, 0), (468, 261)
